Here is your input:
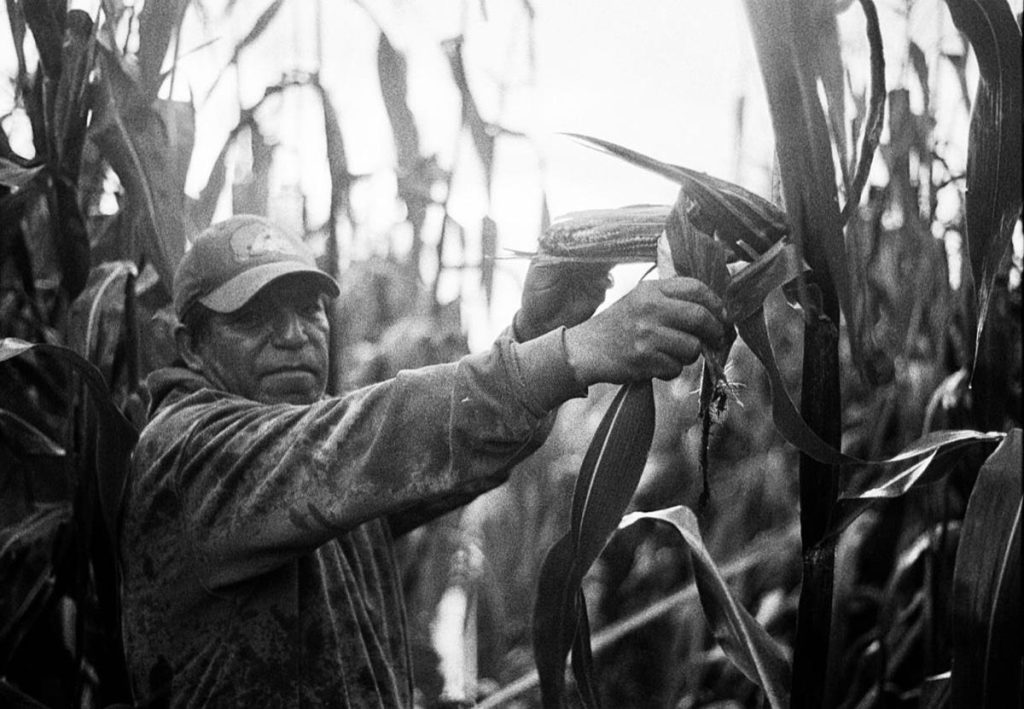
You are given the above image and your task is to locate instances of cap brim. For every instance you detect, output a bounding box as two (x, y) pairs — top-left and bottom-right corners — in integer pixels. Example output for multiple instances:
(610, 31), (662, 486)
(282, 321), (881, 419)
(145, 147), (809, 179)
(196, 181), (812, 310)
(198, 262), (341, 313)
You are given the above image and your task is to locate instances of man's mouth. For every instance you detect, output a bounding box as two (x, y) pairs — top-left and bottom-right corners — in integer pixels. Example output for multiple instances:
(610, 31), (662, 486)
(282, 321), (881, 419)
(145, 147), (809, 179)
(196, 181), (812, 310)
(262, 366), (318, 378)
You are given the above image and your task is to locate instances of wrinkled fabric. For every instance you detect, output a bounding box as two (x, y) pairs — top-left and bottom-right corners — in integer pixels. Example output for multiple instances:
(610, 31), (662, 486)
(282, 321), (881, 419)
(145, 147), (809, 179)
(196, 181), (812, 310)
(121, 329), (583, 708)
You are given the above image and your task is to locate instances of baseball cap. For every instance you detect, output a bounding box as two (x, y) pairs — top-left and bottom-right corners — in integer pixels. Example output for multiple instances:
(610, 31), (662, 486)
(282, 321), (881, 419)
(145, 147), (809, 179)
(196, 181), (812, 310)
(173, 215), (340, 319)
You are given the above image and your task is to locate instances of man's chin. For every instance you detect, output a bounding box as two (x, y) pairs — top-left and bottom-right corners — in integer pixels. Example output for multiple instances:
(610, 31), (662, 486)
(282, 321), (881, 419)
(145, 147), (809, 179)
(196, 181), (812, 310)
(258, 371), (325, 405)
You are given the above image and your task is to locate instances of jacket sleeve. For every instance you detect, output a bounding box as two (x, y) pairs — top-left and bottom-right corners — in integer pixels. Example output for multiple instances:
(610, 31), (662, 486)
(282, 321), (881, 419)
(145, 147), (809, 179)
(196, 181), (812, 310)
(143, 329), (584, 589)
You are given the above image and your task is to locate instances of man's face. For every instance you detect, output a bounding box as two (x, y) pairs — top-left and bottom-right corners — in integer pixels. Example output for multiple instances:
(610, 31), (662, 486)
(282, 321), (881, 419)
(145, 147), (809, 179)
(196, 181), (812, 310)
(186, 277), (330, 405)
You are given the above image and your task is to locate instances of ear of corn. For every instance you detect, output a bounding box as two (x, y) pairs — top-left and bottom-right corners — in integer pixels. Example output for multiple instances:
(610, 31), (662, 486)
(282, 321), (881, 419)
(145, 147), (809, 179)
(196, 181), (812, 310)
(535, 205), (670, 262)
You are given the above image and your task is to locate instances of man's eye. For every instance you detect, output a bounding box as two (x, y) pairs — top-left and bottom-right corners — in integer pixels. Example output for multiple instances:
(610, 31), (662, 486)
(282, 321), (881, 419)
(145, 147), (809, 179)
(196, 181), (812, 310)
(230, 309), (263, 328)
(299, 300), (324, 318)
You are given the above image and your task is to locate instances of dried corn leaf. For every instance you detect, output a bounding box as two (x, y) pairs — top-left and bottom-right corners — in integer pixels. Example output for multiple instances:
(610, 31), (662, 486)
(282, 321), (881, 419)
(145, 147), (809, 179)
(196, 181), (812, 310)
(378, 32), (420, 175)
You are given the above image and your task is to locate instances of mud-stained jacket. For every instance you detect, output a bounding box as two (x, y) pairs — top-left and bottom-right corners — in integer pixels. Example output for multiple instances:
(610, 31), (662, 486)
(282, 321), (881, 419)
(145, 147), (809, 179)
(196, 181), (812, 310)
(120, 328), (583, 708)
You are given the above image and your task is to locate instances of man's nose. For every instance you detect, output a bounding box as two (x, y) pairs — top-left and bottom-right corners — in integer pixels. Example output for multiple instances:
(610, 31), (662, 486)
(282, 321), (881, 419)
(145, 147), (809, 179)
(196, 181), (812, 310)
(272, 309), (307, 347)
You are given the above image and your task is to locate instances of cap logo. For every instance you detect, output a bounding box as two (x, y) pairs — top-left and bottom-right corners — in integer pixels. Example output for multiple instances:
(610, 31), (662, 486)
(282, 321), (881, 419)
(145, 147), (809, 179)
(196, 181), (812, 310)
(229, 222), (302, 262)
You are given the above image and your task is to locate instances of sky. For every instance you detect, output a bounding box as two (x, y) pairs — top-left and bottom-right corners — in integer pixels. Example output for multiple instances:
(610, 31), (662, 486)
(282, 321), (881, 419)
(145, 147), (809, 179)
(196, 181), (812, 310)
(3, 0), (1021, 347)
(165, 0), (776, 346)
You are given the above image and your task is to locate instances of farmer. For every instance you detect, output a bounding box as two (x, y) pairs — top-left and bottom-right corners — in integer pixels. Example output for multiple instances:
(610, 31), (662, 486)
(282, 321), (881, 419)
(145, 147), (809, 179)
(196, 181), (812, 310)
(120, 214), (727, 707)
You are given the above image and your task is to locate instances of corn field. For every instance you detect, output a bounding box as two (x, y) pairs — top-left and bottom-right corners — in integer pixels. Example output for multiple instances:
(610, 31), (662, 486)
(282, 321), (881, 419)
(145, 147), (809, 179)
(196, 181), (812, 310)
(0, 1), (1020, 708)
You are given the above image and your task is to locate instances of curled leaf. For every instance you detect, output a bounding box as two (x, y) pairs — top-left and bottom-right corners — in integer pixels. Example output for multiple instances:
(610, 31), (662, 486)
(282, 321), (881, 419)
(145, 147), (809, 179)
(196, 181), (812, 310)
(827, 430), (1005, 540)
(619, 506), (791, 708)
(736, 308), (855, 466)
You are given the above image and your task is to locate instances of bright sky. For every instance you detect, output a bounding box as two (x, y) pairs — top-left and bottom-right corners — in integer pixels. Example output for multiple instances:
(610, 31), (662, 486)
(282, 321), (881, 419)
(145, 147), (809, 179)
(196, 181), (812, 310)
(172, 0), (776, 346)
(3, 0), (1020, 347)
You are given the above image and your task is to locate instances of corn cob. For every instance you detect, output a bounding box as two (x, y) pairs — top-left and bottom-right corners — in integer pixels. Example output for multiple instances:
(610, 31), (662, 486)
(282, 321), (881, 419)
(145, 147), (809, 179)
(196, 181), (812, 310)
(536, 205), (670, 262)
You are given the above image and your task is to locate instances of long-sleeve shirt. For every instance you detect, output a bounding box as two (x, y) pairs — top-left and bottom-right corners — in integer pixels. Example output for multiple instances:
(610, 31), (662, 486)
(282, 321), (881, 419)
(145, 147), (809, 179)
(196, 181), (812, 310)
(120, 328), (584, 708)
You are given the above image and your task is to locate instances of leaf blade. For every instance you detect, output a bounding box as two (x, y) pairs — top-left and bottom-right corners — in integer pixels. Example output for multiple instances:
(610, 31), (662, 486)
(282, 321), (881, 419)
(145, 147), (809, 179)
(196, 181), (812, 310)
(951, 429), (1023, 707)
(943, 0), (1023, 369)
(619, 506), (791, 708)
(533, 381), (655, 707)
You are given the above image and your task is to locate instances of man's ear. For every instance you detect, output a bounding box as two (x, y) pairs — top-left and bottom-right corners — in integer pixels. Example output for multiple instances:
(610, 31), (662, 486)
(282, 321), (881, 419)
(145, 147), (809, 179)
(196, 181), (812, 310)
(174, 324), (205, 371)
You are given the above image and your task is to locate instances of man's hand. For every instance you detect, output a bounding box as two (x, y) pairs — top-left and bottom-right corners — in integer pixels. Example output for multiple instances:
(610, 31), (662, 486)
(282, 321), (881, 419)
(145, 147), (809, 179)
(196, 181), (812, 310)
(564, 277), (728, 386)
(514, 260), (614, 342)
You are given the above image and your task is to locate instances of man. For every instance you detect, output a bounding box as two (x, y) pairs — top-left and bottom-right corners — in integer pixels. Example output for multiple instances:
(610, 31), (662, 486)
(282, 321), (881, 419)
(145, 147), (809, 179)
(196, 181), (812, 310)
(120, 214), (726, 707)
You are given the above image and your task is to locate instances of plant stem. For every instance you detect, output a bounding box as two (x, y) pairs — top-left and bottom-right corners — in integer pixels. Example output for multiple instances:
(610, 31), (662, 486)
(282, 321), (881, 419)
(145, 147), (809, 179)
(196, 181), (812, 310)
(791, 291), (841, 709)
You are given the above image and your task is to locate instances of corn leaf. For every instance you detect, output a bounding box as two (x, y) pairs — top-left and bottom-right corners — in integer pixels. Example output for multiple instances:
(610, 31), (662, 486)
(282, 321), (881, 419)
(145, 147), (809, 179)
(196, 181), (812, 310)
(735, 309), (854, 466)
(91, 49), (193, 296)
(313, 78), (351, 277)
(662, 207), (734, 505)
(0, 338), (137, 552)
(826, 430), (1005, 540)
(0, 159), (42, 189)
(569, 381), (655, 565)
(569, 601), (598, 707)
(189, 82), (289, 232)
(52, 10), (95, 179)
(0, 677), (55, 709)
(943, 0), (1023, 369)
(841, 429), (1006, 497)
(188, 121), (238, 231)
(378, 32), (420, 175)
(19, 0), (63, 78)
(444, 36), (495, 197)
(840, 0), (886, 224)
(481, 215), (497, 304)
(5, 0), (28, 89)
(0, 409), (65, 457)
(533, 380), (655, 707)
(137, 0), (189, 101)
(725, 239), (805, 323)
(532, 534), (580, 707)
(908, 42), (931, 111)
(203, 0), (288, 104)
(809, 0), (849, 193)
(24, 8), (96, 301)
(0, 503), (71, 670)
(919, 673), (951, 709)
(664, 204), (730, 295)
(741, 0), (856, 361)
(951, 429), (1022, 707)
(618, 506), (791, 708)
